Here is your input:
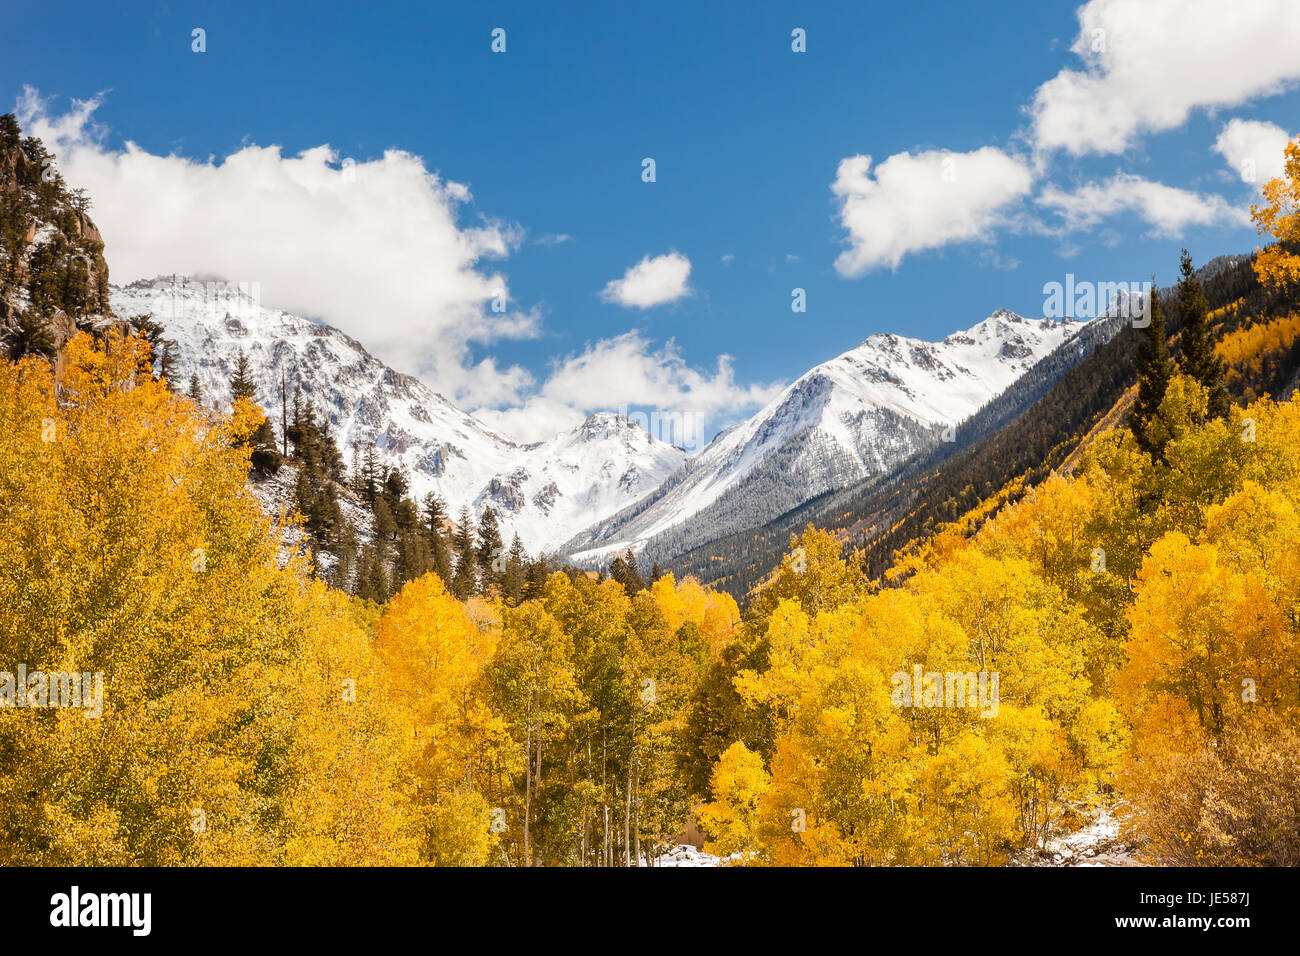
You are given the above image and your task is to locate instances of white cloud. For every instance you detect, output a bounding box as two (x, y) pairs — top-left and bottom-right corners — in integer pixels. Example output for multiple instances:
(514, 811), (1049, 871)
(1029, 0), (1300, 156)
(474, 331), (781, 444)
(16, 87), (532, 407)
(1037, 173), (1251, 236)
(17, 90), (779, 446)
(600, 252), (692, 308)
(832, 147), (1033, 275)
(1213, 118), (1294, 186)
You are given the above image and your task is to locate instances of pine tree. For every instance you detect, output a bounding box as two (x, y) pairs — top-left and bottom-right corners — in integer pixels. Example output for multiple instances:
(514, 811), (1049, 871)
(1176, 250), (1231, 420)
(382, 466), (409, 511)
(159, 340), (179, 389)
(373, 495), (397, 542)
(423, 493), (454, 585)
(229, 351), (281, 476)
(361, 444), (380, 509)
(610, 548), (646, 594)
(523, 554), (551, 602)
(450, 506), (478, 598)
(187, 372), (203, 403)
(13, 310), (55, 356)
(1129, 284), (1175, 458)
(503, 533), (527, 605)
(230, 349), (257, 401)
(280, 369), (290, 457)
(287, 389), (319, 462)
(476, 507), (504, 590)
(358, 542), (389, 603)
(318, 415), (344, 482)
(295, 464), (313, 518)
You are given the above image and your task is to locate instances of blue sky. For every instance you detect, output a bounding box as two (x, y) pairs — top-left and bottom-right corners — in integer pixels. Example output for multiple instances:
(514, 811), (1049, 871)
(3, 0), (1298, 441)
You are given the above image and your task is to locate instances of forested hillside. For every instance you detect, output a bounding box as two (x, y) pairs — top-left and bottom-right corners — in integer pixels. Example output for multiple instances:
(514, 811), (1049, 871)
(666, 251), (1300, 599)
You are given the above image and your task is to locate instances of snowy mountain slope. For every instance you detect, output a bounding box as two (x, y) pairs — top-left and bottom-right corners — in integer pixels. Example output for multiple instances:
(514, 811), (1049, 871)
(562, 310), (1087, 563)
(110, 276), (686, 553)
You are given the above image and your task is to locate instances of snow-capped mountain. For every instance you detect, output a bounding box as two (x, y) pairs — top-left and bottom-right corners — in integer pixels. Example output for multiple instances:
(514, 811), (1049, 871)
(110, 276), (687, 553)
(563, 309), (1087, 563)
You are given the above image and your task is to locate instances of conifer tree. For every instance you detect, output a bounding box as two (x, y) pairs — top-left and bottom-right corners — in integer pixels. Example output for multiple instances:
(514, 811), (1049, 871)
(350, 444), (363, 497)
(230, 349), (257, 401)
(394, 530), (431, 588)
(1176, 250), (1231, 420)
(295, 462), (313, 518)
(279, 369), (290, 457)
(229, 350), (281, 476)
(360, 444), (380, 509)
(523, 554), (551, 602)
(1129, 284), (1174, 458)
(610, 548), (646, 594)
(159, 340), (179, 389)
(13, 310), (55, 356)
(423, 492), (454, 585)
(450, 506), (478, 598)
(382, 466), (409, 512)
(373, 495), (397, 542)
(476, 507), (504, 590)
(187, 371), (203, 403)
(503, 533), (527, 605)
(359, 542), (389, 603)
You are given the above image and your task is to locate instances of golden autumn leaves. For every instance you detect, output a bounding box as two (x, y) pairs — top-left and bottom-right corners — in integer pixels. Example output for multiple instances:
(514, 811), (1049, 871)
(698, 368), (1300, 865)
(0, 330), (429, 864)
(1252, 138), (1300, 292)
(5, 229), (1300, 865)
(0, 336), (742, 865)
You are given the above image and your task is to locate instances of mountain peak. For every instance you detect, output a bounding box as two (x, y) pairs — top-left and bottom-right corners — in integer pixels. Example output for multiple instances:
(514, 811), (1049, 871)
(111, 278), (686, 553)
(577, 410), (635, 440)
(565, 306), (1084, 564)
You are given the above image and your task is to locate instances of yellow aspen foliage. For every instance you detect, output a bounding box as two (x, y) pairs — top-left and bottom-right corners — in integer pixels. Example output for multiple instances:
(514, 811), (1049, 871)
(1251, 137), (1300, 291)
(278, 580), (423, 866)
(1119, 533), (1285, 739)
(373, 572), (500, 864)
(916, 731), (1017, 865)
(1216, 312), (1300, 386)
(699, 741), (769, 863)
(748, 525), (867, 626)
(7, 324), (1300, 868)
(649, 572), (740, 655)
(0, 332), (420, 865)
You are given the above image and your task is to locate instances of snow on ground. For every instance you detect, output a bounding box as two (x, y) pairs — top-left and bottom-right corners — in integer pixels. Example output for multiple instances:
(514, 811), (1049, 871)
(651, 844), (732, 867)
(654, 803), (1141, 868)
(1014, 804), (1141, 867)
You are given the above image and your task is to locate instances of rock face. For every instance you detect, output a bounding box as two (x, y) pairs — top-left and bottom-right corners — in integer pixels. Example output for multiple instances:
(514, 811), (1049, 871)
(0, 112), (115, 360)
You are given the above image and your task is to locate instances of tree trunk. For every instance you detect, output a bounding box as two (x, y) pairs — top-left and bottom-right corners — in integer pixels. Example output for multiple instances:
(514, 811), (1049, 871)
(523, 696), (533, 868)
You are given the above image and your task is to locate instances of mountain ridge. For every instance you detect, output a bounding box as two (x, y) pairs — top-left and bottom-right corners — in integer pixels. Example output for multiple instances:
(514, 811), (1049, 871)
(561, 308), (1088, 565)
(110, 274), (688, 554)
